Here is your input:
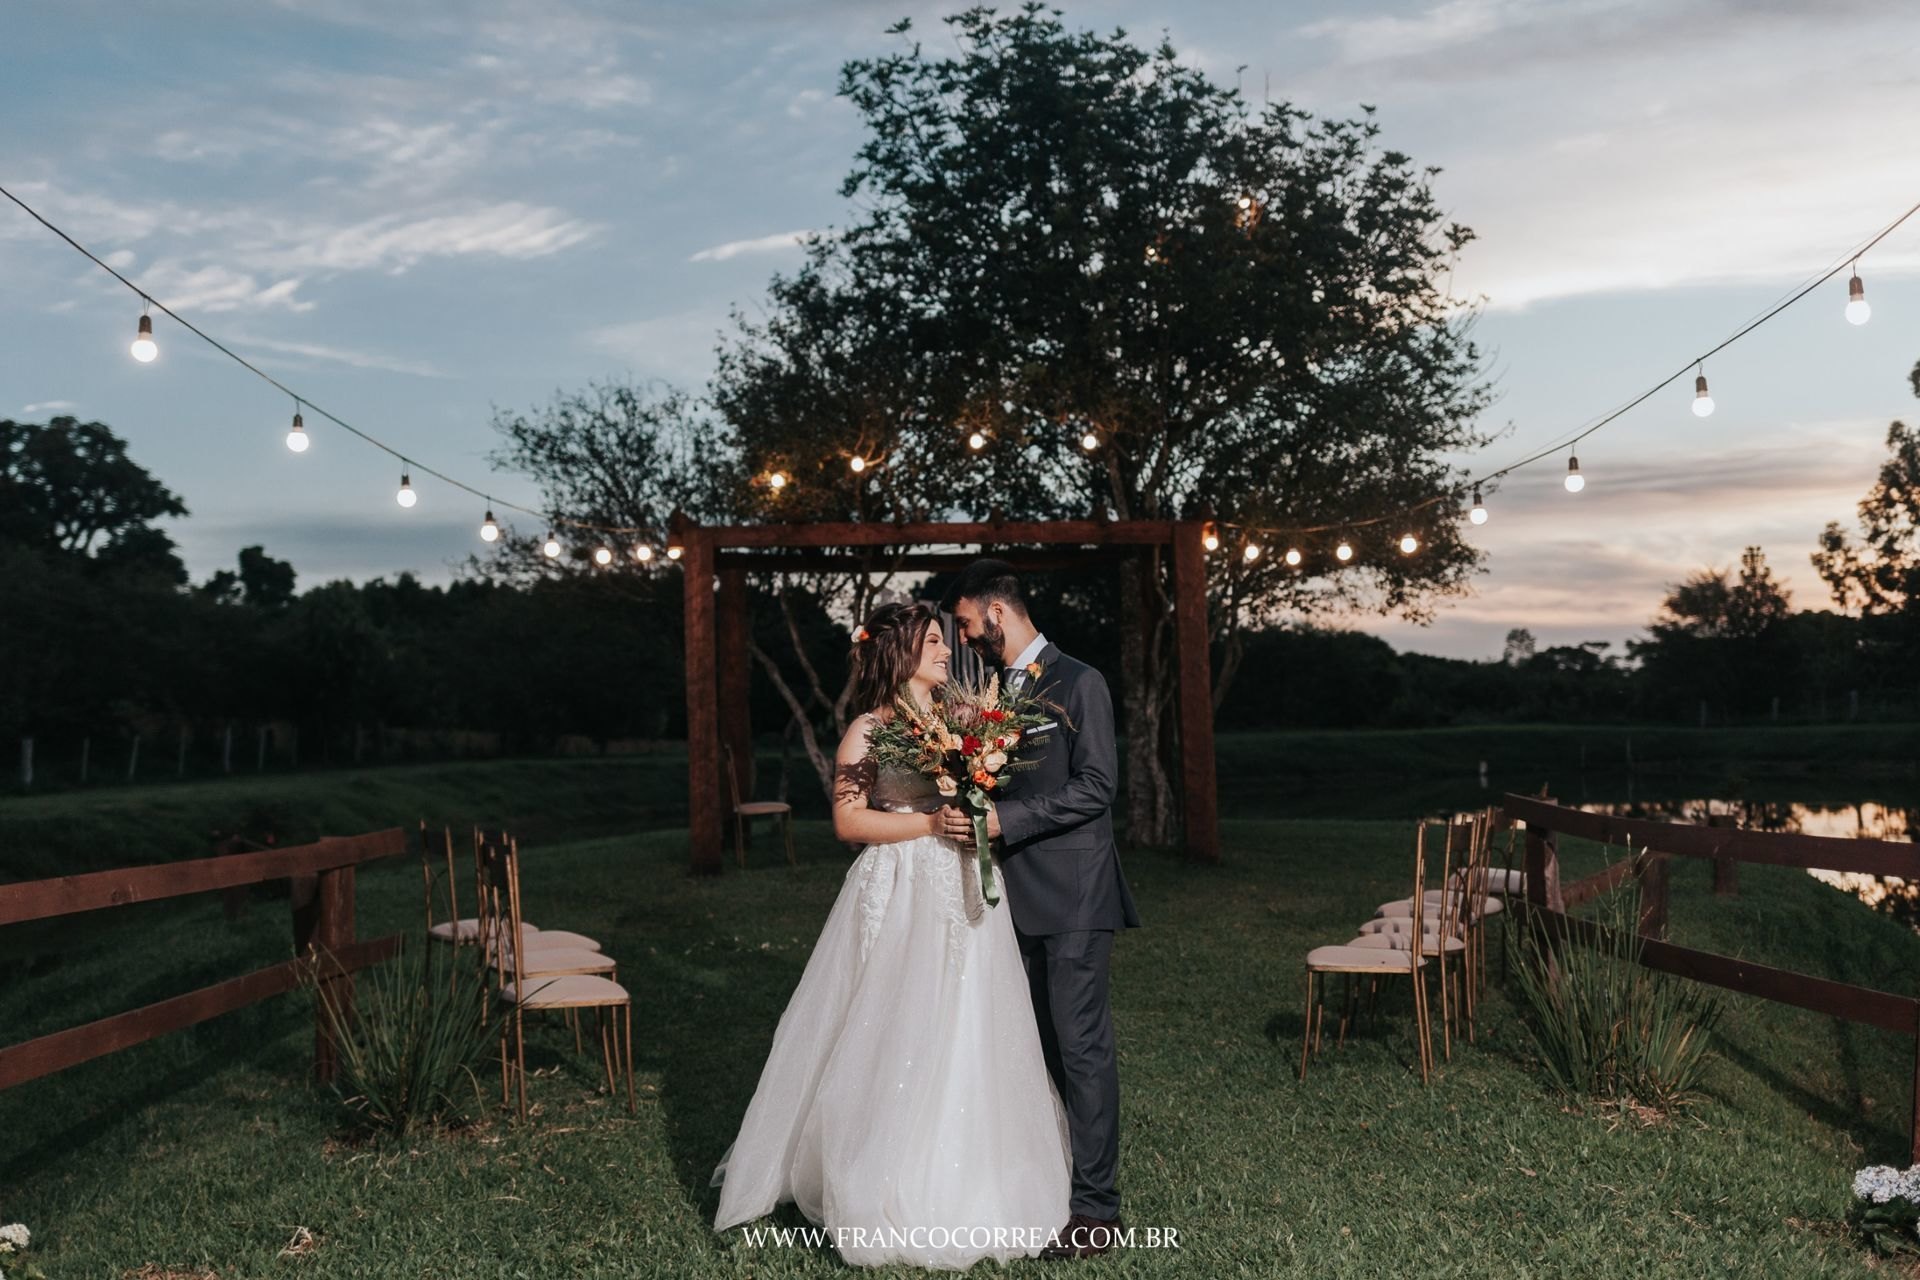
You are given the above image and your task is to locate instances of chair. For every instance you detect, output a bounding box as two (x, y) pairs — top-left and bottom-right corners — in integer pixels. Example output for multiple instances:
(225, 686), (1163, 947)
(1301, 822), (1434, 1083)
(469, 826), (602, 954)
(725, 743), (796, 869)
(483, 835), (634, 1121)
(1347, 818), (1477, 1055)
(421, 821), (540, 945)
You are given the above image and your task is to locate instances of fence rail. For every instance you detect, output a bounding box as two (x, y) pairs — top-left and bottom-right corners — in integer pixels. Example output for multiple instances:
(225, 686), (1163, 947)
(1502, 793), (1920, 1159)
(0, 827), (408, 1090)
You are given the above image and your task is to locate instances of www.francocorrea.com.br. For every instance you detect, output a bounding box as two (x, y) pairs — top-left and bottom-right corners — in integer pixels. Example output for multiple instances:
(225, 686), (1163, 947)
(735, 1224), (1180, 1251)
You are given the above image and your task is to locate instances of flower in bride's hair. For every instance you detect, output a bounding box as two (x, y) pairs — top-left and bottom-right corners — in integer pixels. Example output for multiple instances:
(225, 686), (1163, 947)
(936, 773), (958, 797)
(983, 750), (1008, 773)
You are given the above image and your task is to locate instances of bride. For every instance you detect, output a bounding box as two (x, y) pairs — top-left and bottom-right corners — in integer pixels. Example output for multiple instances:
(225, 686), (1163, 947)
(711, 601), (1071, 1269)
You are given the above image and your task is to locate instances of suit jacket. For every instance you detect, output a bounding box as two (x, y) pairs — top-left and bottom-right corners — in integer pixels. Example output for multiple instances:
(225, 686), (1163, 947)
(994, 643), (1143, 936)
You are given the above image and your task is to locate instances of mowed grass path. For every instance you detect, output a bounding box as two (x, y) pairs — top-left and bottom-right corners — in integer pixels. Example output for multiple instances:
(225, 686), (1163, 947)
(2, 816), (1917, 1277)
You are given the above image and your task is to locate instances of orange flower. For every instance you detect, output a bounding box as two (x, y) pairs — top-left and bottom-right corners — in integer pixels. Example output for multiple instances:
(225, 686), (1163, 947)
(973, 768), (996, 788)
(1026, 661), (1043, 678)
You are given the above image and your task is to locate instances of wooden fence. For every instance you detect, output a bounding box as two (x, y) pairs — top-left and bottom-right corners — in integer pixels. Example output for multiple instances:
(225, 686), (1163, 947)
(0, 828), (408, 1090)
(1503, 793), (1920, 1159)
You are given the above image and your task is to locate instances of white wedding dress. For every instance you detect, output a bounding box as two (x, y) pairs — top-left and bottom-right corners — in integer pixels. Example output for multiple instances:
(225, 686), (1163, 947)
(711, 760), (1071, 1269)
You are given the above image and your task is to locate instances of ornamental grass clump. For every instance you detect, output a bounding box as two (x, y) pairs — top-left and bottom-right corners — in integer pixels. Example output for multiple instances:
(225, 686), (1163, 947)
(308, 939), (505, 1137)
(1506, 866), (1721, 1112)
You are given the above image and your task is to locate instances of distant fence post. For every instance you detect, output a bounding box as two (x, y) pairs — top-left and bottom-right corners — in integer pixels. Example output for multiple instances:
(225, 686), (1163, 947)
(126, 734), (140, 782)
(1708, 814), (1739, 896)
(80, 736), (90, 784)
(176, 726), (189, 778)
(256, 726), (268, 773)
(222, 723), (234, 774)
(18, 737), (31, 788)
(291, 855), (359, 1084)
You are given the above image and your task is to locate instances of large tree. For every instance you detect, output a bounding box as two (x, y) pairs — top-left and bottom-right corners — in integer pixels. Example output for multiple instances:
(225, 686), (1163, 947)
(0, 415), (190, 583)
(711, 6), (1493, 842)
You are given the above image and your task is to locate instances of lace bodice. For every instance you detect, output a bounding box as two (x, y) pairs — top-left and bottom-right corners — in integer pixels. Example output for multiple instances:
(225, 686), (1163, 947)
(869, 765), (943, 815)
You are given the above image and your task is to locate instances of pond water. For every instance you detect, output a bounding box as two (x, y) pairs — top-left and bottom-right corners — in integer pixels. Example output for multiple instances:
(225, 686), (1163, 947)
(1566, 797), (1920, 928)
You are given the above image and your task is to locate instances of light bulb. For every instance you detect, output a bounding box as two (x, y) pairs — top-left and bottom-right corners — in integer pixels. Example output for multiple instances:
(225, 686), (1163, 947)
(768, 471), (788, 490)
(396, 472), (416, 508)
(1081, 430), (1100, 451)
(480, 510), (499, 543)
(1692, 374), (1714, 418)
(1335, 541), (1353, 562)
(666, 544), (684, 561)
(635, 544), (654, 562)
(1201, 522), (1219, 552)
(593, 546), (613, 566)
(1565, 455), (1585, 493)
(1847, 272), (1871, 325)
(542, 533), (561, 558)
(1399, 533), (1419, 555)
(130, 314), (157, 363)
(285, 411), (309, 453)
(1284, 547), (1302, 567)
(1238, 194), (1253, 210)
(1243, 542), (1261, 563)
(849, 455), (867, 473)
(1469, 486), (1488, 525)
(968, 431), (988, 451)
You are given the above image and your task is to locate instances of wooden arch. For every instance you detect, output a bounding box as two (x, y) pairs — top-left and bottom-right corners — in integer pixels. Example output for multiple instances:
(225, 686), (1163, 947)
(677, 518), (1220, 873)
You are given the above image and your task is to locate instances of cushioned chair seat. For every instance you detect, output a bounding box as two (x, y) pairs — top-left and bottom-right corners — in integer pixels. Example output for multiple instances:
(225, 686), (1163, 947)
(1305, 945), (1427, 973)
(1357, 916), (1460, 936)
(1349, 931), (1465, 955)
(499, 974), (630, 1009)
(431, 918), (540, 944)
(520, 929), (602, 952)
(503, 947), (616, 977)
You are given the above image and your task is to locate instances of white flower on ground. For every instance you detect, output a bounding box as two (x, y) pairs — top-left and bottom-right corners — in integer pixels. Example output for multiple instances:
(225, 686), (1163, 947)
(0, 1223), (24, 1249)
(1855, 1166), (1903, 1204)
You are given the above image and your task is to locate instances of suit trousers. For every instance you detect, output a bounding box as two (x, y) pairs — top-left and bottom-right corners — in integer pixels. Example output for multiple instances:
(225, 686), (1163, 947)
(1017, 927), (1120, 1219)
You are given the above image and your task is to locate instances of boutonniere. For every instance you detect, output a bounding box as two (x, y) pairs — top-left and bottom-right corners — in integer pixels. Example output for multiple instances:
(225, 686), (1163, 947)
(1025, 661), (1044, 679)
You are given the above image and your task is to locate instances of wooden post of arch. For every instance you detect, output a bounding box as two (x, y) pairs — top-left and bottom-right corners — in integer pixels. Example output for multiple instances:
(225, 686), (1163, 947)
(1171, 519), (1219, 863)
(716, 566), (754, 836)
(680, 522), (725, 875)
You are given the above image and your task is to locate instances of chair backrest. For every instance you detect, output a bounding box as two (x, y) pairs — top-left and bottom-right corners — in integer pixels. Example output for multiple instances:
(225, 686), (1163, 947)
(1409, 821), (1427, 950)
(723, 742), (744, 811)
(475, 832), (523, 993)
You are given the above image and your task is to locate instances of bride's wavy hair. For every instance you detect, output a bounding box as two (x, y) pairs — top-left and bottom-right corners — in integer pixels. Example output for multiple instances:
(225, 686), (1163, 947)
(849, 602), (942, 715)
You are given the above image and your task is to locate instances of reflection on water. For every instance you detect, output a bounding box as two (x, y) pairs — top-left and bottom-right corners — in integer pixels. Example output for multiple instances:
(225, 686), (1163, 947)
(1574, 797), (1920, 928)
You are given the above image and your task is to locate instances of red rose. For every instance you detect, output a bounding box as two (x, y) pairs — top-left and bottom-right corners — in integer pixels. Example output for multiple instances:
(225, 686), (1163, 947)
(983, 709), (1006, 723)
(962, 734), (983, 756)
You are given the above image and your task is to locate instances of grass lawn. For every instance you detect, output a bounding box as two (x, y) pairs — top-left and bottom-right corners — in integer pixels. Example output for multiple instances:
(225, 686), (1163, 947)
(2, 809), (1915, 1277)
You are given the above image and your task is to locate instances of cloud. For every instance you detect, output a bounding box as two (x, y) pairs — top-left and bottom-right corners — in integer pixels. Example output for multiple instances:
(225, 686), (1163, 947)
(588, 310), (731, 382)
(263, 202), (600, 273)
(19, 400), (79, 415)
(129, 262), (315, 314)
(232, 336), (447, 378)
(689, 229), (821, 262)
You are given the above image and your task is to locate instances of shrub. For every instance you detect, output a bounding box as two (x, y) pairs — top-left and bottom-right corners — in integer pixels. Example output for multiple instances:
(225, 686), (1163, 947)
(308, 939), (503, 1136)
(1506, 869), (1721, 1110)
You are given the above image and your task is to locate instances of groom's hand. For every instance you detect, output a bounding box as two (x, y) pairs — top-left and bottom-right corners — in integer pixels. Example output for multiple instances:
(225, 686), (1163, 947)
(984, 803), (1001, 840)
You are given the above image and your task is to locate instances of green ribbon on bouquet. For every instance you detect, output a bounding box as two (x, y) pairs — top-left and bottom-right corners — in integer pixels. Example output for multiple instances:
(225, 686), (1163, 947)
(965, 784), (1000, 908)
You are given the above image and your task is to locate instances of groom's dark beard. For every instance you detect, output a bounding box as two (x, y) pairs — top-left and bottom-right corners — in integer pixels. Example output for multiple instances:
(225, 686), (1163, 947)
(967, 620), (1007, 667)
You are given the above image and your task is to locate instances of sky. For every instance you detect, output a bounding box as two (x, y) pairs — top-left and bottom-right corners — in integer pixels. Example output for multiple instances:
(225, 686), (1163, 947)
(4, 0), (1920, 660)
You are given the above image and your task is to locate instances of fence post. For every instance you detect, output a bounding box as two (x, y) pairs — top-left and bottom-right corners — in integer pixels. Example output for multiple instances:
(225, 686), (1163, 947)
(1708, 814), (1739, 896)
(177, 726), (188, 778)
(126, 734), (140, 782)
(80, 736), (90, 784)
(19, 737), (31, 788)
(1637, 853), (1670, 939)
(292, 853), (358, 1084)
(222, 724), (234, 774)
(256, 726), (268, 773)
(1523, 821), (1564, 913)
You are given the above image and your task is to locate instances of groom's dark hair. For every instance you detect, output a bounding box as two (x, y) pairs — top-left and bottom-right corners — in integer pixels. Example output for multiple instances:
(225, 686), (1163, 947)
(943, 557), (1028, 617)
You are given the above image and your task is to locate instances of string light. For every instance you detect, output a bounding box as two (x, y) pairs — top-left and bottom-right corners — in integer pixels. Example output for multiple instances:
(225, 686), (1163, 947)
(480, 509), (500, 543)
(1691, 369), (1714, 418)
(396, 471), (416, 508)
(1201, 521), (1220, 552)
(768, 470), (788, 490)
(1469, 485), (1487, 525)
(634, 543), (654, 562)
(593, 545), (613, 566)
(1242, 541), (1262, 563)
(285, 407), (309, 453)
(666, 543), (684, 561)
(1080, 429), (1100, 452)
(968, 431), (988, 451)
(1335, 541), (1353, 562)
(1847, 268), (1871, 325)
(130, 310), (157, 363)
(1564, 454), (1585, 493)
(542, 533), (562, 558)
(1284, 547), (1302, 567)
(1399, 533), (1420, 555)
(849, 455), (868, 473)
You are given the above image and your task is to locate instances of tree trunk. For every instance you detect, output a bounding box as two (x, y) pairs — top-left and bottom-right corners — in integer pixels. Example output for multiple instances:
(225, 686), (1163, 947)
(750, 640), (834, 797)
(1119, 554), (1178, 847)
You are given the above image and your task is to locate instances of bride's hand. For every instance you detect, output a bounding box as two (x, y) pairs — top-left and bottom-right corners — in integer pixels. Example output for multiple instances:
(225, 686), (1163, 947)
(926, 807), (951, 839)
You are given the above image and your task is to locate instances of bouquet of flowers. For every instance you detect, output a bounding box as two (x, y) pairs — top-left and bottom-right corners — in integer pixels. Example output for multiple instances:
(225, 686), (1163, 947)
(865, 663), (1058, 908)
(0, 1222), (47, 1280)
(1850, 1164), (1920, 1257)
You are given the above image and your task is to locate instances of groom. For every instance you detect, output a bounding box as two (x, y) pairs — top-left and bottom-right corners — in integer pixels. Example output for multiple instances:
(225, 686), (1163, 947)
(940, 559), (1142, 1261)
